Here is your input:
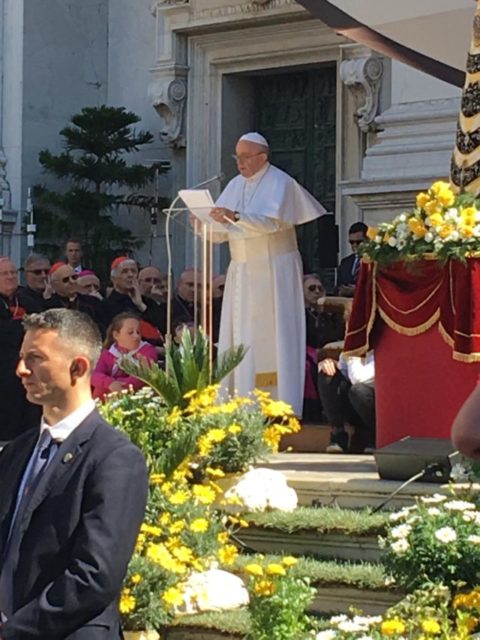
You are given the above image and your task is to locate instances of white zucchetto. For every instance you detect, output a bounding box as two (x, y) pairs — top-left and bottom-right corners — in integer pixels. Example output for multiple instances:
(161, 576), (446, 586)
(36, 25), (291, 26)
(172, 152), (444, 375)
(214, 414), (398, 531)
(238, 132), (269, 147)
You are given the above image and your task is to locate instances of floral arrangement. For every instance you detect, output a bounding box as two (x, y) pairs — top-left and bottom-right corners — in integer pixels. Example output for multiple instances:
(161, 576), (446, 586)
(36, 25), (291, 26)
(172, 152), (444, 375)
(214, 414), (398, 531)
(380, 491), (480, 592)
(315, 583), (480, 639)
(243, 557), (316, 640)
(362, 181), (480, 266)
(101, 385), (300, 478)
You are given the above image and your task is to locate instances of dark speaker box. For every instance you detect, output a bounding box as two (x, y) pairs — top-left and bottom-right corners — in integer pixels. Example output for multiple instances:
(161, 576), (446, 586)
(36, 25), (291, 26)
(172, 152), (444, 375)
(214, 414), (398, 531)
(374, 437), (460, 483)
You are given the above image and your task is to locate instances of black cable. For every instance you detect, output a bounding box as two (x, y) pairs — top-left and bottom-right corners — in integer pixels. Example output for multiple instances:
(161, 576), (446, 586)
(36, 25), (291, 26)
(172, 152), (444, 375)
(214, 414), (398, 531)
(371, 463), (445, 514)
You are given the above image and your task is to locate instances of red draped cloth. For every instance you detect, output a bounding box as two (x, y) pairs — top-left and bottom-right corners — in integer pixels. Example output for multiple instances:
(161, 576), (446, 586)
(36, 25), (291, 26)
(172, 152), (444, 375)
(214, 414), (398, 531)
(345, 257), (480, 362)
(344, 258), (480, 447)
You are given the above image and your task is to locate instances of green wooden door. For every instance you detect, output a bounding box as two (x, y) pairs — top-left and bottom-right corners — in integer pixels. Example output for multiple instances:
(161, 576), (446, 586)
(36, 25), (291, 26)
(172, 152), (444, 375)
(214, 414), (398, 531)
(254, 66), (337, 277)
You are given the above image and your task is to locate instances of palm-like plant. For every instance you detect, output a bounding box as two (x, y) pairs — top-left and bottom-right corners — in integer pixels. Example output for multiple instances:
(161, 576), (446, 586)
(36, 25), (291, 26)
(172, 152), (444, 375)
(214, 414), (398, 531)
(120, 328), (246, 409)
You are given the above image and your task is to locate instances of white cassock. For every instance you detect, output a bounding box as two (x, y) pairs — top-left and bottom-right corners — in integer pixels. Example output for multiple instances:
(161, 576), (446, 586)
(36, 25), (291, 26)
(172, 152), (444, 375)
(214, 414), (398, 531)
(213, 162), (326, 416)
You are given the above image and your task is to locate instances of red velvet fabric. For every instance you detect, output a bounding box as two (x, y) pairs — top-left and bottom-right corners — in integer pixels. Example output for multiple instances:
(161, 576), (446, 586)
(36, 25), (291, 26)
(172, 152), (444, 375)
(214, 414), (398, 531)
(345, 258), (480, 362)
(374, 321), (480, 447)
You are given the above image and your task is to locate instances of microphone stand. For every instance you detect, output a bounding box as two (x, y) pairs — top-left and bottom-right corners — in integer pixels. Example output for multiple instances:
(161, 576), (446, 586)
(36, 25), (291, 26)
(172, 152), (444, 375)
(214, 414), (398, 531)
(163, 173), (224, 374)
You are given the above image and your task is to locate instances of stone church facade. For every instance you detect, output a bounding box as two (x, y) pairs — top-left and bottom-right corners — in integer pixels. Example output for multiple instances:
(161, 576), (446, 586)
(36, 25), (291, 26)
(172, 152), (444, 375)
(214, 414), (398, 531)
(0, 0), (463, 276)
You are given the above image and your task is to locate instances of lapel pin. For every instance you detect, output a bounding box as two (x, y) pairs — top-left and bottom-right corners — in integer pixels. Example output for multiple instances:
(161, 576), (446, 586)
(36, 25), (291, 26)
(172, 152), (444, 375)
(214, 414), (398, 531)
(63, 452), (74, 463)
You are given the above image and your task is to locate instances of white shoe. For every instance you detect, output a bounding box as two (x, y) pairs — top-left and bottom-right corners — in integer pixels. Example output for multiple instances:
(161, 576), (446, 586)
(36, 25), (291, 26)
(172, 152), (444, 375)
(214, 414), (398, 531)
(325, 443), (345, 454)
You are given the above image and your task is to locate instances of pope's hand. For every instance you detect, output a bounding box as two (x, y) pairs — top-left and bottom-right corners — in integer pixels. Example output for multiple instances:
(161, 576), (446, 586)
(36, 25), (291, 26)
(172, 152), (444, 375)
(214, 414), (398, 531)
(210, 207), (235, 223)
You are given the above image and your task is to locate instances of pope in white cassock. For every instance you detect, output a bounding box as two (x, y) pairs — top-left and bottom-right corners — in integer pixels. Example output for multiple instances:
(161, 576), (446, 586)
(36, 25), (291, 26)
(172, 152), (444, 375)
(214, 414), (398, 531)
(209, 132), (327, 416)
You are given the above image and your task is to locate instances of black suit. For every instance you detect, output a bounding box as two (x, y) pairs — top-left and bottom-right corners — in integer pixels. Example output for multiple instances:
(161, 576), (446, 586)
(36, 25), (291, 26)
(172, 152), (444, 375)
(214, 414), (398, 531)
(0, 409), (148, 639)
(336, 253), (358, 290)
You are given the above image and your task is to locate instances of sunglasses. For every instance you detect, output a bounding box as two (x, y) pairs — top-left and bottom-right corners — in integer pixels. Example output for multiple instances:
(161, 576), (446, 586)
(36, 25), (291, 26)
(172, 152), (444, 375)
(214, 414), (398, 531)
(308, 284), (324, 292)
(27, 268), (49, 275)
(59, 274), (79, 284)
(349, 240), (363, 246)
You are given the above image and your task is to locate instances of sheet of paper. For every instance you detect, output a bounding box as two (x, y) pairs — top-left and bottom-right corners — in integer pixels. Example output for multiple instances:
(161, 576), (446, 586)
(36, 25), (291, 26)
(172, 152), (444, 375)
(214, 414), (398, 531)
(179, 189), (226, 233)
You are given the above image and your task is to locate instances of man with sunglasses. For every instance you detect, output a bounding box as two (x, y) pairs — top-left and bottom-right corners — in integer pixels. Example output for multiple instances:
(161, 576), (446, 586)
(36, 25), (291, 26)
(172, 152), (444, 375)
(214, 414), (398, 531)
(18, 253), (51, 314)
(208, 132), (327, 417)
(337, 222), (368, 297)
(46, 263), (106, 336)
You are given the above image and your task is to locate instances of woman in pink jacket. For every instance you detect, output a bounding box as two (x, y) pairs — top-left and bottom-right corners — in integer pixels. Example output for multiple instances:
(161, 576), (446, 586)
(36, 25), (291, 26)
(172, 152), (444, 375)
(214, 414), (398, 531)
(92, 311), (158, 400)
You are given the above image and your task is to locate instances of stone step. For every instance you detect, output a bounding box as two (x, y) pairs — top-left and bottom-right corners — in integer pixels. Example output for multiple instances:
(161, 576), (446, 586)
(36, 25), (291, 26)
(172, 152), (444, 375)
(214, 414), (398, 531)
(264, 452), (452, 510)
(237, 526), (381, 563)
(280, 423), (354, 453)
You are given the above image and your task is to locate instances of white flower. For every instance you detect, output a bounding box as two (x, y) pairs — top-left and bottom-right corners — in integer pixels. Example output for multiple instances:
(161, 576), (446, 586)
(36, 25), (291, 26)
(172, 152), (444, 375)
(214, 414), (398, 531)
(391, 538), (410, 554)
(444, 500), (476, 512)
(427, 507), (441, 516)
(445, 208), (459, 221)
(450, 230), (460, 241)
(468, 535), (480, 544)
(398, 214), (407, 223)
(391, 524), (412, 539)
(387, 236), (397, 247)
(424, 232), (434, 243)
(329, 614), (348, 625)
(450, 463), (472, 483)
(315, 631), (337, 640)
(434, 527), (457, 543)
(374, 235), (382, 244)
(378, 536), (386, 549)
(384, 575), (396, 586)
(463, 511), (476, 522)
(474, 224), (480, 237)
(338, 620), (365, 632)
(421, 494), (447, 504)
(397, 239), (407, 250)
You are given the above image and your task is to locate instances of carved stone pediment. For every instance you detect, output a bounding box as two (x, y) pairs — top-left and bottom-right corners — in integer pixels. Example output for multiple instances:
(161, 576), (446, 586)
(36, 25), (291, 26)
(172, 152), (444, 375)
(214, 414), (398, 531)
(340, 56), (384, 133)
(148, 77), (187, 148)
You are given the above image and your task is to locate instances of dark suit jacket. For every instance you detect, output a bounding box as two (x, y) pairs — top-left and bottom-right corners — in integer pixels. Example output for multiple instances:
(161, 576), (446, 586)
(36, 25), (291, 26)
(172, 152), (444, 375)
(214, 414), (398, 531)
(336, 253), (357, 289)
(0, 409), (148, 640)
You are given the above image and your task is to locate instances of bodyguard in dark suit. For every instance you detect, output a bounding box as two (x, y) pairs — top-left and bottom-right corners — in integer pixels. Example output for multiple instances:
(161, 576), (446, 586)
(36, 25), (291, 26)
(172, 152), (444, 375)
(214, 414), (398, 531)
(336, 222), (368, 297)
(0, 309), (148, 639)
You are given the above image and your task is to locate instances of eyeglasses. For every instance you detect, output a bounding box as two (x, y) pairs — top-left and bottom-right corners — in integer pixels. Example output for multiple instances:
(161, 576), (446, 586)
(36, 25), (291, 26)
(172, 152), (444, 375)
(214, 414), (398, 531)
(349, 240), (364, 247)
(26, 268), (49, 275)
(232, 152), (265, 162)
(307, 284), (324, 292)
(0, 270), (17, 277)
(59, 274), (78, 284)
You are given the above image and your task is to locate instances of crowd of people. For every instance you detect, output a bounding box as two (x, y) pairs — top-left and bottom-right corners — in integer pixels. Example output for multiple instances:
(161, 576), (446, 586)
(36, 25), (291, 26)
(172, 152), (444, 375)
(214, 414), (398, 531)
(0, 221), (374, 452)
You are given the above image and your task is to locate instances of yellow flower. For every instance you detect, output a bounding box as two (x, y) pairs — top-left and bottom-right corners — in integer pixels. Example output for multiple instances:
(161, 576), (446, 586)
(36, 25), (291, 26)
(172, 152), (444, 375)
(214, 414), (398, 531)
(169, 521), (186, 535)
(159, 512), (171, 526)
(167, 406), (183, 425)
(266, 563), (286, 576)
(169, 489), (190, 505)
(206, 428), (227, 443)
(436, 188), (455, 208)
(416, 192), (430, 208)
(421, 619), (441, 635)
(438, 223), (454, 239)
(428, 212), (444, 228)
(119, 589), (136, 614)
(218, 544), (239, 565)
(380, 619), (406, 636)
(198, 436), (214, 457)
(130, 573), (142, 584)
(228, 424), (242, 435)
(408, 218), (427, 238)
(190, 518), (209, 533)
(254, 579), (276, 597)
(461, 206), (477, 226)
(282, 556), (298, 567)
(206, 467), (225, 478)
(140, 523), (162, 537)
(162, 586), (184, 607)
(425, 200), (442, 216)
(192, 484), (217, 505)
(149, 473), (165, 485)
(172, 545), (193, 563)
(217, 531), (230, 544)
(459, 224), (475, 238)
(245, 563), (264, 577)
(261, 400), (294, 418)
(263, 426), (282, 451)
(366, 226), (378, 240)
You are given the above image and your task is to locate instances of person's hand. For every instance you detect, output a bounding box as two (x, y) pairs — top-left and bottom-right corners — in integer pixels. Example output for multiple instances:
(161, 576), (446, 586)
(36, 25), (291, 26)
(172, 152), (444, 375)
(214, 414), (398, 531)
(109, 381), (124, 393)
(339, 284), (356, 298)
(129, 281), (147, 312)
(318, 358), (339, 376)
(210, 207), (236, 223)
(43, 280), (54, 300)
(150, 284), (164, 303)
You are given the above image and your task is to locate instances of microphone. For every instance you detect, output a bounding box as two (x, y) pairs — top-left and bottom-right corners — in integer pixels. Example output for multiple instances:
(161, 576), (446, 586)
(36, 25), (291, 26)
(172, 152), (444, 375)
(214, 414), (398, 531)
(189, 173), (225, 189)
